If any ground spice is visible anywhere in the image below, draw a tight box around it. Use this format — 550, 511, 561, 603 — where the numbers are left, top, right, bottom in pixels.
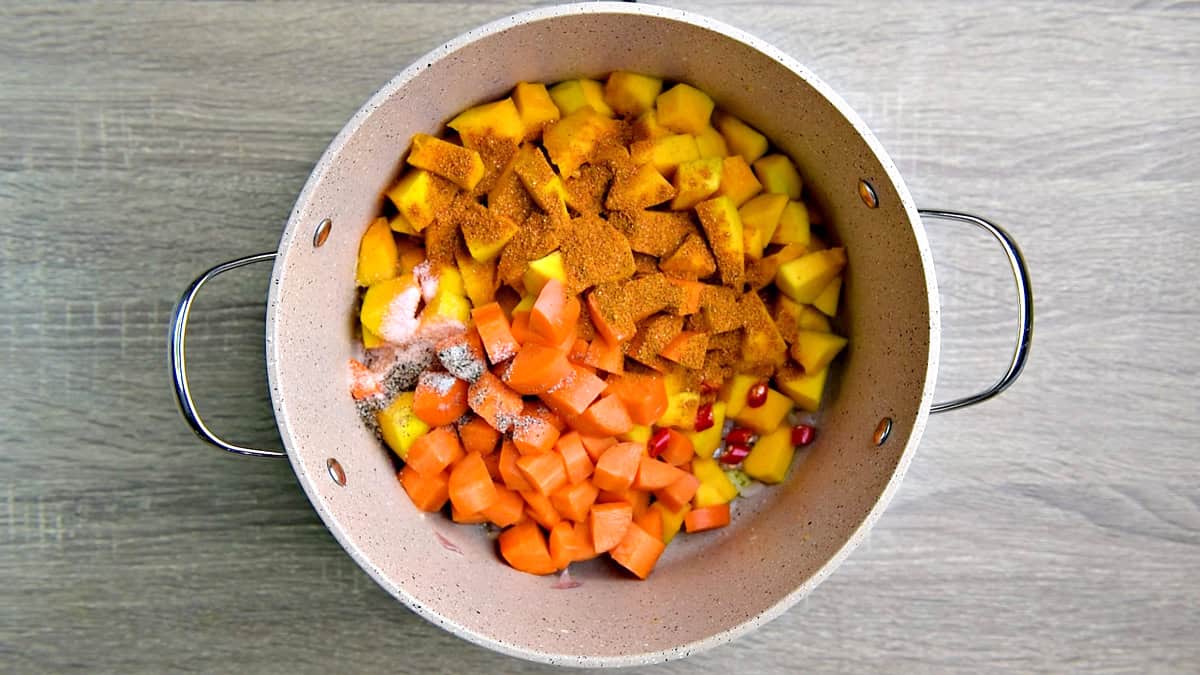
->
586, 281, 637, 341
459, 200, 519, 259
663, 331, 708, 369
738, 291, 787, 373
633, 253, 659, 275
564, 164, 612, 216
497, 211, 563, 289
487, 155, 534, 224
408, 134, 483, 192
694, 197, 745, 287
624, 313, 683, 371
620, 273, 684, 322
468, 134, 519, 196
659, 232, 717, 279
559, 214, 635, 293
422, 193, 467, 265
691, 284, 742, 333
615, 209, 694, 257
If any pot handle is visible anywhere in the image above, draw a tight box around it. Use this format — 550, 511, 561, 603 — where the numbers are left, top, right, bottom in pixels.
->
921, 210, 1033, 414
168, 252, 287, 458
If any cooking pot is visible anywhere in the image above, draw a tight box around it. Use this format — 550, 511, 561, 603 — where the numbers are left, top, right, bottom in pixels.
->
168, 2, 1032, 666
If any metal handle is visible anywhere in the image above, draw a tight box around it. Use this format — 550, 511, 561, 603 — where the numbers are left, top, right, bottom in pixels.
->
921, 210, 1033, 414
168, 252, 287, 458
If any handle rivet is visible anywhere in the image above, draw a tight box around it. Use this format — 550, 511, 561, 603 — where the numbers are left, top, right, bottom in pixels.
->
858, 180, 879, 208
327, 458, 346, 486
873, 417, 893, 446
313, 218, 333, 247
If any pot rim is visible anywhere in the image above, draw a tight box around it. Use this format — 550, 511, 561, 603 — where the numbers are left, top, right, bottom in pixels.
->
264, 1, 940, 667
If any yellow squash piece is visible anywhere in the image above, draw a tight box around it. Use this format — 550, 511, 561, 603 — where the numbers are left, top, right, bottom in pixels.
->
389, 213, 417, 235
670, 157, 722, 210
658, 389, 701, 431
422, 287, 471, 327
775, 247, 847, 304
720, 374, 760, 418
406, 133, 485, 191
813, 276, 842, 316
512, 82, 561, 141
455, 245, 497, 307
752, 154, 803, 199
360, 275, 419, 338
376, 392, 430, 460
650, 502, 691, 544
691, 456, 739, 506
619, 424, 653, 444
632, 110, 671, 141
447, 98, 524, 147
714, 112, 768, 163
395, 237, 426, 275
738, 193, 789, 260
361, 324, 385, 349
605, 162, 675, 210
730, 386, 794, 434
542, 107, 621, 178
355, 217, 399, 286
694, 196, 745, 288
776, 365, 829, 412
384, 169, 453, 232
604, 71, 663, 117
791, 330, 848, 374
549, 79, 614, 117
656, 83, 715, 135
460, 205, 520, 263
772, 200, 811, 246
686, 400, 727, 458
742, 425, 795, 484
523, 250, 566, 295
629, 133, 700, 177
714, 155, 763, 206
512, 143, 571, 220
775, 296, 831, 344
659, 233, 717, 279
694, 126, 729, 158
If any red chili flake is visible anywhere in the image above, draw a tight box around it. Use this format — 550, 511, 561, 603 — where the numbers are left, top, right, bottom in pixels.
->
647, 428, 671, 458
792, 424, 815, 446
694, 403, 715, 432
746, 381, 769, 408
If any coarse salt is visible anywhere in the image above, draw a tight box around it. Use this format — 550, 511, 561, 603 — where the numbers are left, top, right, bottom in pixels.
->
378, 283, 422, 343
412, 260, 440, 303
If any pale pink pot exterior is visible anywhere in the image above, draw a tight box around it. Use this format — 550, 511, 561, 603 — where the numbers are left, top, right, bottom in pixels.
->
264, 2, 939, 667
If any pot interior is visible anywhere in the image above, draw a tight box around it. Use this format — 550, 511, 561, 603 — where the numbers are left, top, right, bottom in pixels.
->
266, 3, 937, 666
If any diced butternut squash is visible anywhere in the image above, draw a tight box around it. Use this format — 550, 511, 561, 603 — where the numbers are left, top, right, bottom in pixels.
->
776, 247, 848, 303
605, 162, 676, 211
752, 153, 803, 199
738, 193, 789, 260
605, 71, 663, 117
448, 98, 524, 147
360, 275, 420, 340
691, 456, 739, 506
731, 386, 793, 434
693, 126, 729, 158
385, 169, 455, 232
356, 217, 399, 286
776, 365, 828, 412
813, 276, 842, 316
659, 233, 717, 280
772, 200, 811, 246
549, 78, 614, 117
407, 133, 485, 191
742, 424, 795, 484
512, 82, 561, 141
629, 134, 700, 177
542, 107, 621, 178
656, 83, 714, 135
632, 110, 671, 141
714, 155, 763, 207
376, 392, 430, 460
650, 501, 691, 544
791, 330, 848, 373
454, 244, 497, 307
695, 196, 745, 288
686, 400, 725, 458
458, 202, 520, 263
714, 112, 768, 163
523, 251, 566, 296
670, 157, 723, 211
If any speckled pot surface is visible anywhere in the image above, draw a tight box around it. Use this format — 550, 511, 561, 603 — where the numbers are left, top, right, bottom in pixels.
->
264, 2, 938, 667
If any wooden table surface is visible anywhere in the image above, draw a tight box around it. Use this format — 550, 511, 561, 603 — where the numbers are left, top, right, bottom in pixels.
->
2, 1, 1197, 672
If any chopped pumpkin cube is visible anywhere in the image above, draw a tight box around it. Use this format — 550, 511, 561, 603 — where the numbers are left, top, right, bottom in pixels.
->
512, 82, 561, 141
448, 98, 524, 147
656, 83, 715, 135
549, 79, 614, 117
776, 247, 848, 303
790, 330, 848, 373
613, 210, 694, 258
605, 162, 676, 211
693, 126, 729, 158
356, 217, 399, 287
458, 201, 520, 262
694, 196, 745, 287
670, 157, 723, 211
714, 111, 768, 163
629, 134, 700, 177
772, 200, 811, 246
714, 155, 763, 206
406, 133, 485, 191
738, 193, 789, 260
632, 110, 671, 141
512, 143, 569, 223
752, 153, 803, 199
775, 364, 829, 412
543, 107, 623, 178
813, 276, 842, 316
559, 214, 636, 291
659, 233, 717, 280
605, 71, 663, 117
742, 425, 795, 484
384, 169, 457, 232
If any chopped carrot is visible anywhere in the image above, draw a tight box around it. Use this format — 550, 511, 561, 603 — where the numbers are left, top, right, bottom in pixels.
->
448, 452, 499, 515
632, 456, 688, 491
467, 371, 524, 432
480, 485, 526, 527
549, 479, 600, 522
590, 501, 633, 553
498, 441, 533, 492
452, 503, 488, 524
573, 393, 634, 436
435, 328, 487, 381
524, 400, 566, 431
406, 426, 465, 477
555, 431, 594, 484
516, 451, 568, 495
660, 429, 694, 466
659, 331, 706, 368
604, 372, 668, 426
633, 507, 664, 542
583, 333, 625, 375
521, 489, 563, 529
653, 471, 701, 511
412, 371, 470, 426
539, 364, 607, 418
599, 485, 651, 517
481, 450, 502, 481
610, 522, 666, 579
398, 466, 449, 512
592, 441, 644, 492
349, 358, 383, 400
568, 338, 591, 364
667, 278, 704, 315
579, 434, 617, 461
458, 415, 501, 455
586, 291, 635, 343
510, 310, 536, 345
549, 521, 596, 569
684, 502, 731, 532
499, 521, 557, 575
505, 343, 572, 395
571, 519, 600, 562
512, 415, 561, 456
529, 279, 578, 346
471, 302, 520, 364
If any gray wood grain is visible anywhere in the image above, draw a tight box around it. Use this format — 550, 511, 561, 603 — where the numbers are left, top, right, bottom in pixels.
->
2, 0, 1197, 672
